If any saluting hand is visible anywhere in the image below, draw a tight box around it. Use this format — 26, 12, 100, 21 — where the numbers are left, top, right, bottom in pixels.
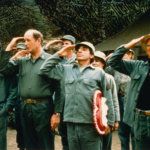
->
124, 36, 145, 49
45, 39, 63, 49
57, 45, 75, 57
6, 37, 24, 51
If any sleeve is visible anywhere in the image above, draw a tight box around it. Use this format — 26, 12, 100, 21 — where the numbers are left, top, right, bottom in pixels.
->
0, 50, 19, 75
40, 53, 65, 80
100, 71, 115, 126
4, 75, 18, 113
51, 79, 63, 113
110, 76, 120, 122
107, 46, 139, 76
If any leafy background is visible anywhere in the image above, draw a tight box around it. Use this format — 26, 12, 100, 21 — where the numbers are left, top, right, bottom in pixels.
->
0, 0, 150, 47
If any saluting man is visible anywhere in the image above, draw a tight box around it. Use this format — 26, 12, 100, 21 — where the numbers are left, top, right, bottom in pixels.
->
108, 35, 150, 150
40, 42, 115, 150
1, 29, 62, 150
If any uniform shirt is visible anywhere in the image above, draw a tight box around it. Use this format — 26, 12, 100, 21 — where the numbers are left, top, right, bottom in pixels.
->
9, 51, 53, 99
107, 46, 150, 126
40, 53, 115, 125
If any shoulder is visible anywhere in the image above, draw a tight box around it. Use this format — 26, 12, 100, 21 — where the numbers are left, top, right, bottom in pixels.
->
42, 51, 51, 59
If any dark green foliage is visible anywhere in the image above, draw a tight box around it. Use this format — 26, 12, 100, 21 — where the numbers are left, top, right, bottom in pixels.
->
0, 5, 51, 46
36, 0, 150, 44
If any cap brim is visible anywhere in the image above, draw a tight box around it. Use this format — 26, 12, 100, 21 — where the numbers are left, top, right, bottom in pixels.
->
61, 38, 74, 44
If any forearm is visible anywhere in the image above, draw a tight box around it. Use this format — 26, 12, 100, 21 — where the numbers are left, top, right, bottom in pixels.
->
102, 73, 115, 126
111, 79, 120, 121
53, 80, 63, 113
107, 46, 128, 69
40, 53, 64, 79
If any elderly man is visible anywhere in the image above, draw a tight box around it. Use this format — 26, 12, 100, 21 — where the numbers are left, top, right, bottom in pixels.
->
1, 29, 62, 150
108, 34, 150, 150
40, 42, 115, 150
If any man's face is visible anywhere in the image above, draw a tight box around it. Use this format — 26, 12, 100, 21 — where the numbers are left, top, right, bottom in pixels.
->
24, 31, 40, 53
145, 39, 150, 58
62, 40, 73, 47
92, 57, 105, 69
76, 45, 93, 61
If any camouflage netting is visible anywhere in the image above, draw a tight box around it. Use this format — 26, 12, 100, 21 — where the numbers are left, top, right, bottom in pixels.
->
36, 0, 150, 44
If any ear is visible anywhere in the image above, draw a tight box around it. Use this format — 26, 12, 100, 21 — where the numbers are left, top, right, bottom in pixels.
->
90, 54, 94, 59
37, 38, 42, 44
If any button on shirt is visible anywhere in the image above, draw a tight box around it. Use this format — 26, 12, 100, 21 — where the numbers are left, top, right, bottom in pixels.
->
10, 51, 53, 99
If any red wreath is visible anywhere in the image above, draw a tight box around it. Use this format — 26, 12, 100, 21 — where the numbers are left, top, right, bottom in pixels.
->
93, 90, 108, 135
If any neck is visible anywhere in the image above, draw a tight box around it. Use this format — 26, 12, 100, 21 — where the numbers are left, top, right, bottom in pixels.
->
31, 47, 42, 60
78, 60, 90, 67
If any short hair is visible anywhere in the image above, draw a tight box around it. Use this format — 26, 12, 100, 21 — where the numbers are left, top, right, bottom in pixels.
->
25, 29, 43, 42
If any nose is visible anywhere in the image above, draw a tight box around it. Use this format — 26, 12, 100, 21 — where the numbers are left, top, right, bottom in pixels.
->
24, 40, 28, 46
77, 47, 83, 53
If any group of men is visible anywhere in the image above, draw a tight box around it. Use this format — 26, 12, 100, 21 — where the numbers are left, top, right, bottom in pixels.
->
0, 29, 150, 150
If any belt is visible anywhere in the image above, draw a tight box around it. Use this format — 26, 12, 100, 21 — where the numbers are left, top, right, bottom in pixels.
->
136, 108, 150, 116
23, 98, 48, 104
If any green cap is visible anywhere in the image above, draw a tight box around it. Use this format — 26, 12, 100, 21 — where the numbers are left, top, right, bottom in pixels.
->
75, 41, 95, 54
61, 35, 76, 44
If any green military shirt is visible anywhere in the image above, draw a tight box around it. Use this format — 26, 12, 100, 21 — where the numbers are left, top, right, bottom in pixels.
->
0, 50, 62, 113
9, 51, 53, 99
40, 53, 115, 125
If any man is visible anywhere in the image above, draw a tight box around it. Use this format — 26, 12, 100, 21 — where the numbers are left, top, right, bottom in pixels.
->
116, 50, 135, 150
14, 42, 26, 150
44, 35, 76, 63
44, 35, 76, 150
2, 29, 61, 150
40, 41, 115, 150
92, 51, 120, 150
108, 34, 150, 150
0, 42, 18, 150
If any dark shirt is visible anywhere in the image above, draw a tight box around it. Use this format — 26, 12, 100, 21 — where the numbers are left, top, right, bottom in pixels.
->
8, 51, 54, 99
137, 64, 150, 110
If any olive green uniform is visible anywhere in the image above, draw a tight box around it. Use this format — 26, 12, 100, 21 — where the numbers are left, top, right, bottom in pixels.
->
2, 51, 61, 150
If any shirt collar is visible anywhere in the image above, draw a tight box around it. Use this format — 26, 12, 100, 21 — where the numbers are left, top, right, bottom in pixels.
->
73, 63, 95, 70
28, 49, 47, 60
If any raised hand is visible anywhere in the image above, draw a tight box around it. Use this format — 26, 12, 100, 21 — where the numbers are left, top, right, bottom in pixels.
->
6, 37, 24, 51
45, 39, 63, 49
57, 45, 75, 57
124, 36, 145, 49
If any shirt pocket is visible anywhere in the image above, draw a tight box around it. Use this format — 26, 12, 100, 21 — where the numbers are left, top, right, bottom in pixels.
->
82, 79, 98, 94
65, 79, 75, 94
